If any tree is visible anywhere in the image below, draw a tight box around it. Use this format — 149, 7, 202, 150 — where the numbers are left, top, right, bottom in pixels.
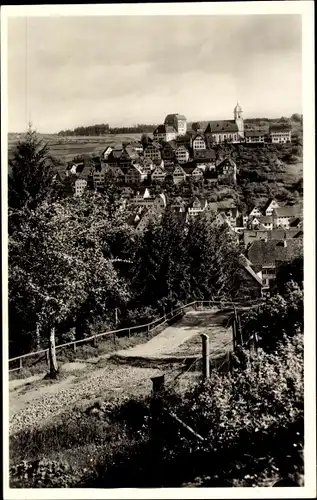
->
9, 194, 132, 375
8, 126, 60, 214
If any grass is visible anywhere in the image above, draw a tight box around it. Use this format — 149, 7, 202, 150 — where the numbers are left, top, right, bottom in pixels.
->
8, 133, 144, 163
9, 326, 163, 381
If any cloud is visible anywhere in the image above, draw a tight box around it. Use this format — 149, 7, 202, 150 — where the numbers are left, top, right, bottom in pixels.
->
7, 14, 302, 132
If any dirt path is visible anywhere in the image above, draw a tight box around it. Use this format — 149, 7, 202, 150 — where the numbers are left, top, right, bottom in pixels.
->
115, 310, 222, 359
9, 309, 228, 436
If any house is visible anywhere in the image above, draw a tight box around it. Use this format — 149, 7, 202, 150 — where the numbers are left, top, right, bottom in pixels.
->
257, 216, 274, 231
161, 141, 177, 161
135, 207, 163, 233
119, 146, 140, 171
243, 227, 304, 249
193, 149, 216, 170
272, 205, 303, 229
244, 130, 267, 144
125, 164, 147, 185
247, 238, 303, 289
183, 164, 204, 181
151, 166, 167, 183
175, 144, 190, 164
248, 206, 263, 218
109, 165, 125, 179
144, 143, 162, 161
105, 148, 123, 167
204, 102, 244, 144
139, 157, 154, 175
235, 255, 263, 299
164, 113, 187, 136
153, 193, 167, 210
170, 196, 187, 213
216, 157, 237, 183
92, 164, 110, 189
269, 124, 292, 143
101, 146, 113, 160
263, 198, 280, 216
188, 197, 208, 217
74, 178, 87, 197
192, 134, 207, 150
153, 124, 177, 142
128, 141, 143, 153
172, 165, 187, 185
217, 206, 240, 228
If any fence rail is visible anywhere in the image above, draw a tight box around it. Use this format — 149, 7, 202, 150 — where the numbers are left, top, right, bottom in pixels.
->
8, 299, 260, 372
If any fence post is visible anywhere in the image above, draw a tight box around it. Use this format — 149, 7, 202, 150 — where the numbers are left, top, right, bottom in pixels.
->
93, 336, 98, 348
151, 374, 165, 395
45, 349, 50, 369
19, 358, 23, 371
128, 328, 131, 338
73, 342, 77, 353
201, 333, 210, 380
147, 324, 150, 337
112, 332, 117, 346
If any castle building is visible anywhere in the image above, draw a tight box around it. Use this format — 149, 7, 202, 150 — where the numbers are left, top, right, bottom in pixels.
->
164, 113, 187, 136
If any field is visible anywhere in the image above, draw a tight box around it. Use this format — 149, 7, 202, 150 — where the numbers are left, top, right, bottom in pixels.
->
8, 133, 144, 163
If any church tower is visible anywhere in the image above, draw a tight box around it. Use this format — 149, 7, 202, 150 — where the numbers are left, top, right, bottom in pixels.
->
234, 102, 244, 139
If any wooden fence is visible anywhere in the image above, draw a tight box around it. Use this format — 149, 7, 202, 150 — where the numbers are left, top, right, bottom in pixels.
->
8, 299, 260, 373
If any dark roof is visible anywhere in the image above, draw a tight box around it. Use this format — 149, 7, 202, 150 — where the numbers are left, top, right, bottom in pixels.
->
193, 149, 216, 161
145, 142, 161, 150
163, 140, 177, 150
239, 254, 263, 286
205, 121, 238, 133
247, 239, 303, 266
245, 130, 268, 137
273, 205, 303, 218
192, 134, 206, 142
268, 229, 303, 240
154, 124, 177, 134
269, 124, 292, 132
164, 113, 187, 124
107, 149, 123, 161
258, 216, 273, 224
263, 198, 278, 211
217, 206, 239, 217
182, 164, 197, 175
217, 157, 236, 168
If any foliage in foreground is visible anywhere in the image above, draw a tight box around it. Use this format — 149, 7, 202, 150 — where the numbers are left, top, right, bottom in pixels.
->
10, 333, 303, 488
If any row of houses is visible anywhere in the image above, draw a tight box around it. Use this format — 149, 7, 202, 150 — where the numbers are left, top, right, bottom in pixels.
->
152, 105, 292, 145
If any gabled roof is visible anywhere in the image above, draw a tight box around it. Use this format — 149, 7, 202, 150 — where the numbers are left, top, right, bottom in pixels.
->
273, 205, 303, 218
269, 123, 292, 132
164, 113, 187, 124
162, 140, 177, 150
245, 130, 268, 137
205, 121, 238, 133
146, 142, 161, 150
247, 239, 303, 266
107, 149, 123, 161
188, 196, 207, 208
217, 157, 236, 168
263, 198, 279, 212
258, 216, 273, 224
268, 229, 303, 240
182, 164, 197, 175
192, 134, 206, 142
239, 254, 263, 286
154, 124, 177, 134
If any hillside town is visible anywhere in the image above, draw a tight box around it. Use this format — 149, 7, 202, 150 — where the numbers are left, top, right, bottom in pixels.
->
54, 104, 302, 297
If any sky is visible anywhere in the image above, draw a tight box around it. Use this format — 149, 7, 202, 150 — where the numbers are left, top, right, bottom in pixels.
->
7, 14, 302, 133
